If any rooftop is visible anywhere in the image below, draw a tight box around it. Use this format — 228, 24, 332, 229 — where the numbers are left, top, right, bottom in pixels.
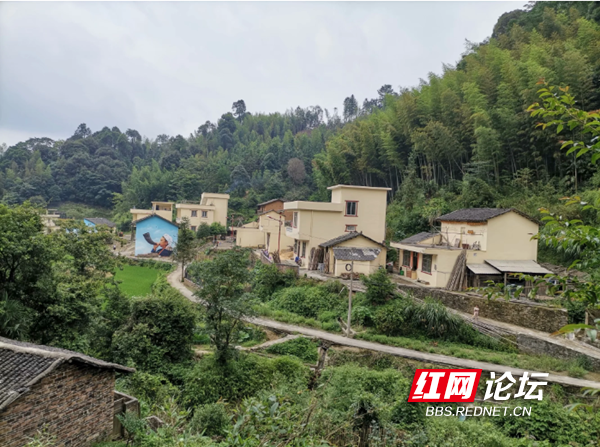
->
399, 232, 436, 245
0, 337, 133, 410
132, 214, 179, 227
437, 208, 538, 224
332, 247, 382, 262
84, 217, 116, 228
327, 184, 392, 191
257, 198, 284, 207
320, 231, 385, 248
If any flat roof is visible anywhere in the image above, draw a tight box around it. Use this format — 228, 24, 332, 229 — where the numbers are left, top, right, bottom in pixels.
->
485, 260, 552, 275
201, 193, 230, 199
283, 201, 343, 212
151, 201, 174, 205
175, 203, 215, 210
327, 184, 392, 191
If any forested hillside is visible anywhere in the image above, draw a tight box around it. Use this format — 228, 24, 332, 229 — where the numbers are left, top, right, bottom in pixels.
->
2, 2, 600, 236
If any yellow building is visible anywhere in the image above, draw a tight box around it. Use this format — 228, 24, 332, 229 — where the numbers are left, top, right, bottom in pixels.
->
130, 202, 174, 223
320, 232, 387, 276
175, 193, 230, 232
40, 209, 62, 233
283, 185, 390, 265
391, 208, 551, 289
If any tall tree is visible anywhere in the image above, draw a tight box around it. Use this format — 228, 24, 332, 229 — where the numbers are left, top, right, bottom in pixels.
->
173, 218, 197, 282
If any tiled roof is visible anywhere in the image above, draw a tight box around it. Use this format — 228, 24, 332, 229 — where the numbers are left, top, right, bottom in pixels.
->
437, 208, 538, 224
85, 217, 116, 227
257, 198, 284, 207
320, 231, 385, 248
132, 214, 179, 228
400, 232, 436, 245
332, 247, 382, 262
0, 337, 133, 410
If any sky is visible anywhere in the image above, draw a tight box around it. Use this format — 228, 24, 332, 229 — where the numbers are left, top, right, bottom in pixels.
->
0, 1, 523, 147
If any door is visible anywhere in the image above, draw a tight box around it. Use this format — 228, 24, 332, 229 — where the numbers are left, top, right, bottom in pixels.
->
411, 252, 419, 270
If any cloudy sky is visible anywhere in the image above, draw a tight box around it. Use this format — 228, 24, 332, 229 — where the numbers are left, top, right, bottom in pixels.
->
0, 1, 522, 147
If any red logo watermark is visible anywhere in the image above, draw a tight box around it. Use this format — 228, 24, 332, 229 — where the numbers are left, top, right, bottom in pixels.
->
408, 369, 482, 403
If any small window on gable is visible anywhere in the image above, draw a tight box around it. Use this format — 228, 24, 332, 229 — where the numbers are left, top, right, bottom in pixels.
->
191, 226, 197, 231
345, 225, 357, 232
345, 201, 358, 216
191, 210, 197, 217
202, 211, 208, 218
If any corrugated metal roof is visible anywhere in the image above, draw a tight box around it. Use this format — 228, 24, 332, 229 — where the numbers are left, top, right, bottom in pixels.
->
467, 263, 501, 275
485, 260, 552, 275
332, 247, 381, 261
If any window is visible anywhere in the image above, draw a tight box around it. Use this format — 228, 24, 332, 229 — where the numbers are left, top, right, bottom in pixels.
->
293, 212, 298, 228
422, 254, 433, 274
402, 250, 411, 267
345, 201, 358, 216
201, 211, 208, 218
191, 226, 197, 231
191, 210, 197, 217
345, 225, 357, 232
301, 241, 307, 258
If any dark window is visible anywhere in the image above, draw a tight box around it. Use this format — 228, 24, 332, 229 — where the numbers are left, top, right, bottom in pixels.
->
345, 225, 357, 232
191, 226, 197, 231
422, 254, 433, 274
345, 201, 358, 216
301, 241, 307, 257
402, 250, 411, 267
202, 211, 208, 218
191, 210, 197, 217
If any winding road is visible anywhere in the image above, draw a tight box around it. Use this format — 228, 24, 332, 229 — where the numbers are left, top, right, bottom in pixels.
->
167, 265, 600, 390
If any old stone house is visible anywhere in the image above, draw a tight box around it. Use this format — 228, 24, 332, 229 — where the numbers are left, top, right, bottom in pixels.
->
0, 337, 136, 447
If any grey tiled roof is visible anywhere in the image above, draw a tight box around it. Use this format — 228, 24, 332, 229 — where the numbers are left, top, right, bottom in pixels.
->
320, 231, 385, 248
400, 232, 436, 245
0, 337, 133, 410
436, 208, 538, 224
257, 198, 284, 207
85, 217, 116, 227
332, 247, 382, 261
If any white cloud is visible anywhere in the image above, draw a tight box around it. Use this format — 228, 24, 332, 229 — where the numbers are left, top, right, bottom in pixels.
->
0, 1, 519, 146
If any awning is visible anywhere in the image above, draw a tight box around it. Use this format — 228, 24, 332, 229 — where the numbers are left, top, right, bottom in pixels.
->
389, 242, 427, 253
484, 260, 552, 275
467, 263, 501, 275
332, 247, 381, 262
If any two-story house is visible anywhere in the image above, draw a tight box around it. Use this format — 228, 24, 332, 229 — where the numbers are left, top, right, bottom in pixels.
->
391, 208, 551, 289
256, 198, 294, 222
175, 193, 230, 232
130, 201, 174, 223
283, 185, 390, 268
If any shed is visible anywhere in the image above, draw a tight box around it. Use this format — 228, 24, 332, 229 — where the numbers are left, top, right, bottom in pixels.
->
0, 337, 136, 447
84, 217, 116, 229
319, 232, 386, 277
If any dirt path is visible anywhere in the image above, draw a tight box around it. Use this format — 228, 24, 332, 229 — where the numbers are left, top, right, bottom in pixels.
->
167, 266, 600, 390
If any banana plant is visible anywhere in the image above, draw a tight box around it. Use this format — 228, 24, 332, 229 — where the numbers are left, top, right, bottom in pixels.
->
551, 318, 600, 343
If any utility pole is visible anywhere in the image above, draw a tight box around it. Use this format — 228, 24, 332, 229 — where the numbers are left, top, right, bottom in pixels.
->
277, 214, 282, 255
346, 261, 354, 338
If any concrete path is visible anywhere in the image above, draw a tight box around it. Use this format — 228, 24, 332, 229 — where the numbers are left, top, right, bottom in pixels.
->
167, 266, 600, 389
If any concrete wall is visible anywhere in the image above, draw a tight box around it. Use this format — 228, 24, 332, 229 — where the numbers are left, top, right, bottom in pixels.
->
396, 283, 568, 333
330, 186, 389, 242
440, 221, 488, 250
176, 206, 215, 229
236, 227, 264, 248
486, 212, 539, 261
517, 334, 600, 372
331, 235, 387, 277
0, 363, 115, 447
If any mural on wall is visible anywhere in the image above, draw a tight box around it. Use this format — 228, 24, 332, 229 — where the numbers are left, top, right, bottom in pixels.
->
135, 216, 178, 257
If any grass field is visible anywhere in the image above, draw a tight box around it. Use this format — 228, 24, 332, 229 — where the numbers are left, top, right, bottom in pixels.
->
114, 265, 160, 297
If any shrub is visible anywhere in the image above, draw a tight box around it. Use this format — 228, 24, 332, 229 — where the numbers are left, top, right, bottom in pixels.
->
265, 337, 319, 363
271, 286, 342, 319
120, 371, 180, 408
252, 263, 296, 300
361, 268, 396, 305
404, 298, 462, 338
112, 283, 197, 370
374, 299, 408, 336
189, 402, 230, 437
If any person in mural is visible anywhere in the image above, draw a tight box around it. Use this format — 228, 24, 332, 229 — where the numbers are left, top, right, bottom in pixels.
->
143, 233, 174, 257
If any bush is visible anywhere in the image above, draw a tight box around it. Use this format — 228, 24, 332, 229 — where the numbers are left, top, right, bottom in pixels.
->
120, 371, 180, 408
271, 286, 342, 319
404, 298, 462, 338
265, 337, 319, 363
374, 299, 408, 336
252, 263, 296, 300
361, 268, 396, 305
189, 402, 230, 437
112, 281, 197, 370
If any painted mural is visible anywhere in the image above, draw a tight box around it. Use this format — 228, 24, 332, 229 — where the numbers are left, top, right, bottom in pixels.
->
135, 216, 178, 257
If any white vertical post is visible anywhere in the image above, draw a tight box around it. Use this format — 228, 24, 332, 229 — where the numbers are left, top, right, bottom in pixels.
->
346, 261, 354, 338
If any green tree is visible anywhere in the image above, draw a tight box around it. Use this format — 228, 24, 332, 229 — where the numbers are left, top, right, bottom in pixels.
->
173, 218, 197, 282
188, 249, 255, 365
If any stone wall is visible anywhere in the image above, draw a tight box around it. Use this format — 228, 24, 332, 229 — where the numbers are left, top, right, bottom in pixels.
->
397, 283, 568, 333
517, 334, 600, 371
0, 362, 115, 447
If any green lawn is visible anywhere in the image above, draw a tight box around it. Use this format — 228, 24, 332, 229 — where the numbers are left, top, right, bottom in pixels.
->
114, 265, 160, 297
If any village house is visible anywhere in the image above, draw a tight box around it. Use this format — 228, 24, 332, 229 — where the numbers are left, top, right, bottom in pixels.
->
175, 193, 230, 232
0, 337, 137, 447
84, 217, 116, 231
390, 208, 551, 289
283, 185, 390, 273
256, 198, 293, 222
132, 214, 179, 258
319, 232, 386, 276
130, 201, 174, 223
